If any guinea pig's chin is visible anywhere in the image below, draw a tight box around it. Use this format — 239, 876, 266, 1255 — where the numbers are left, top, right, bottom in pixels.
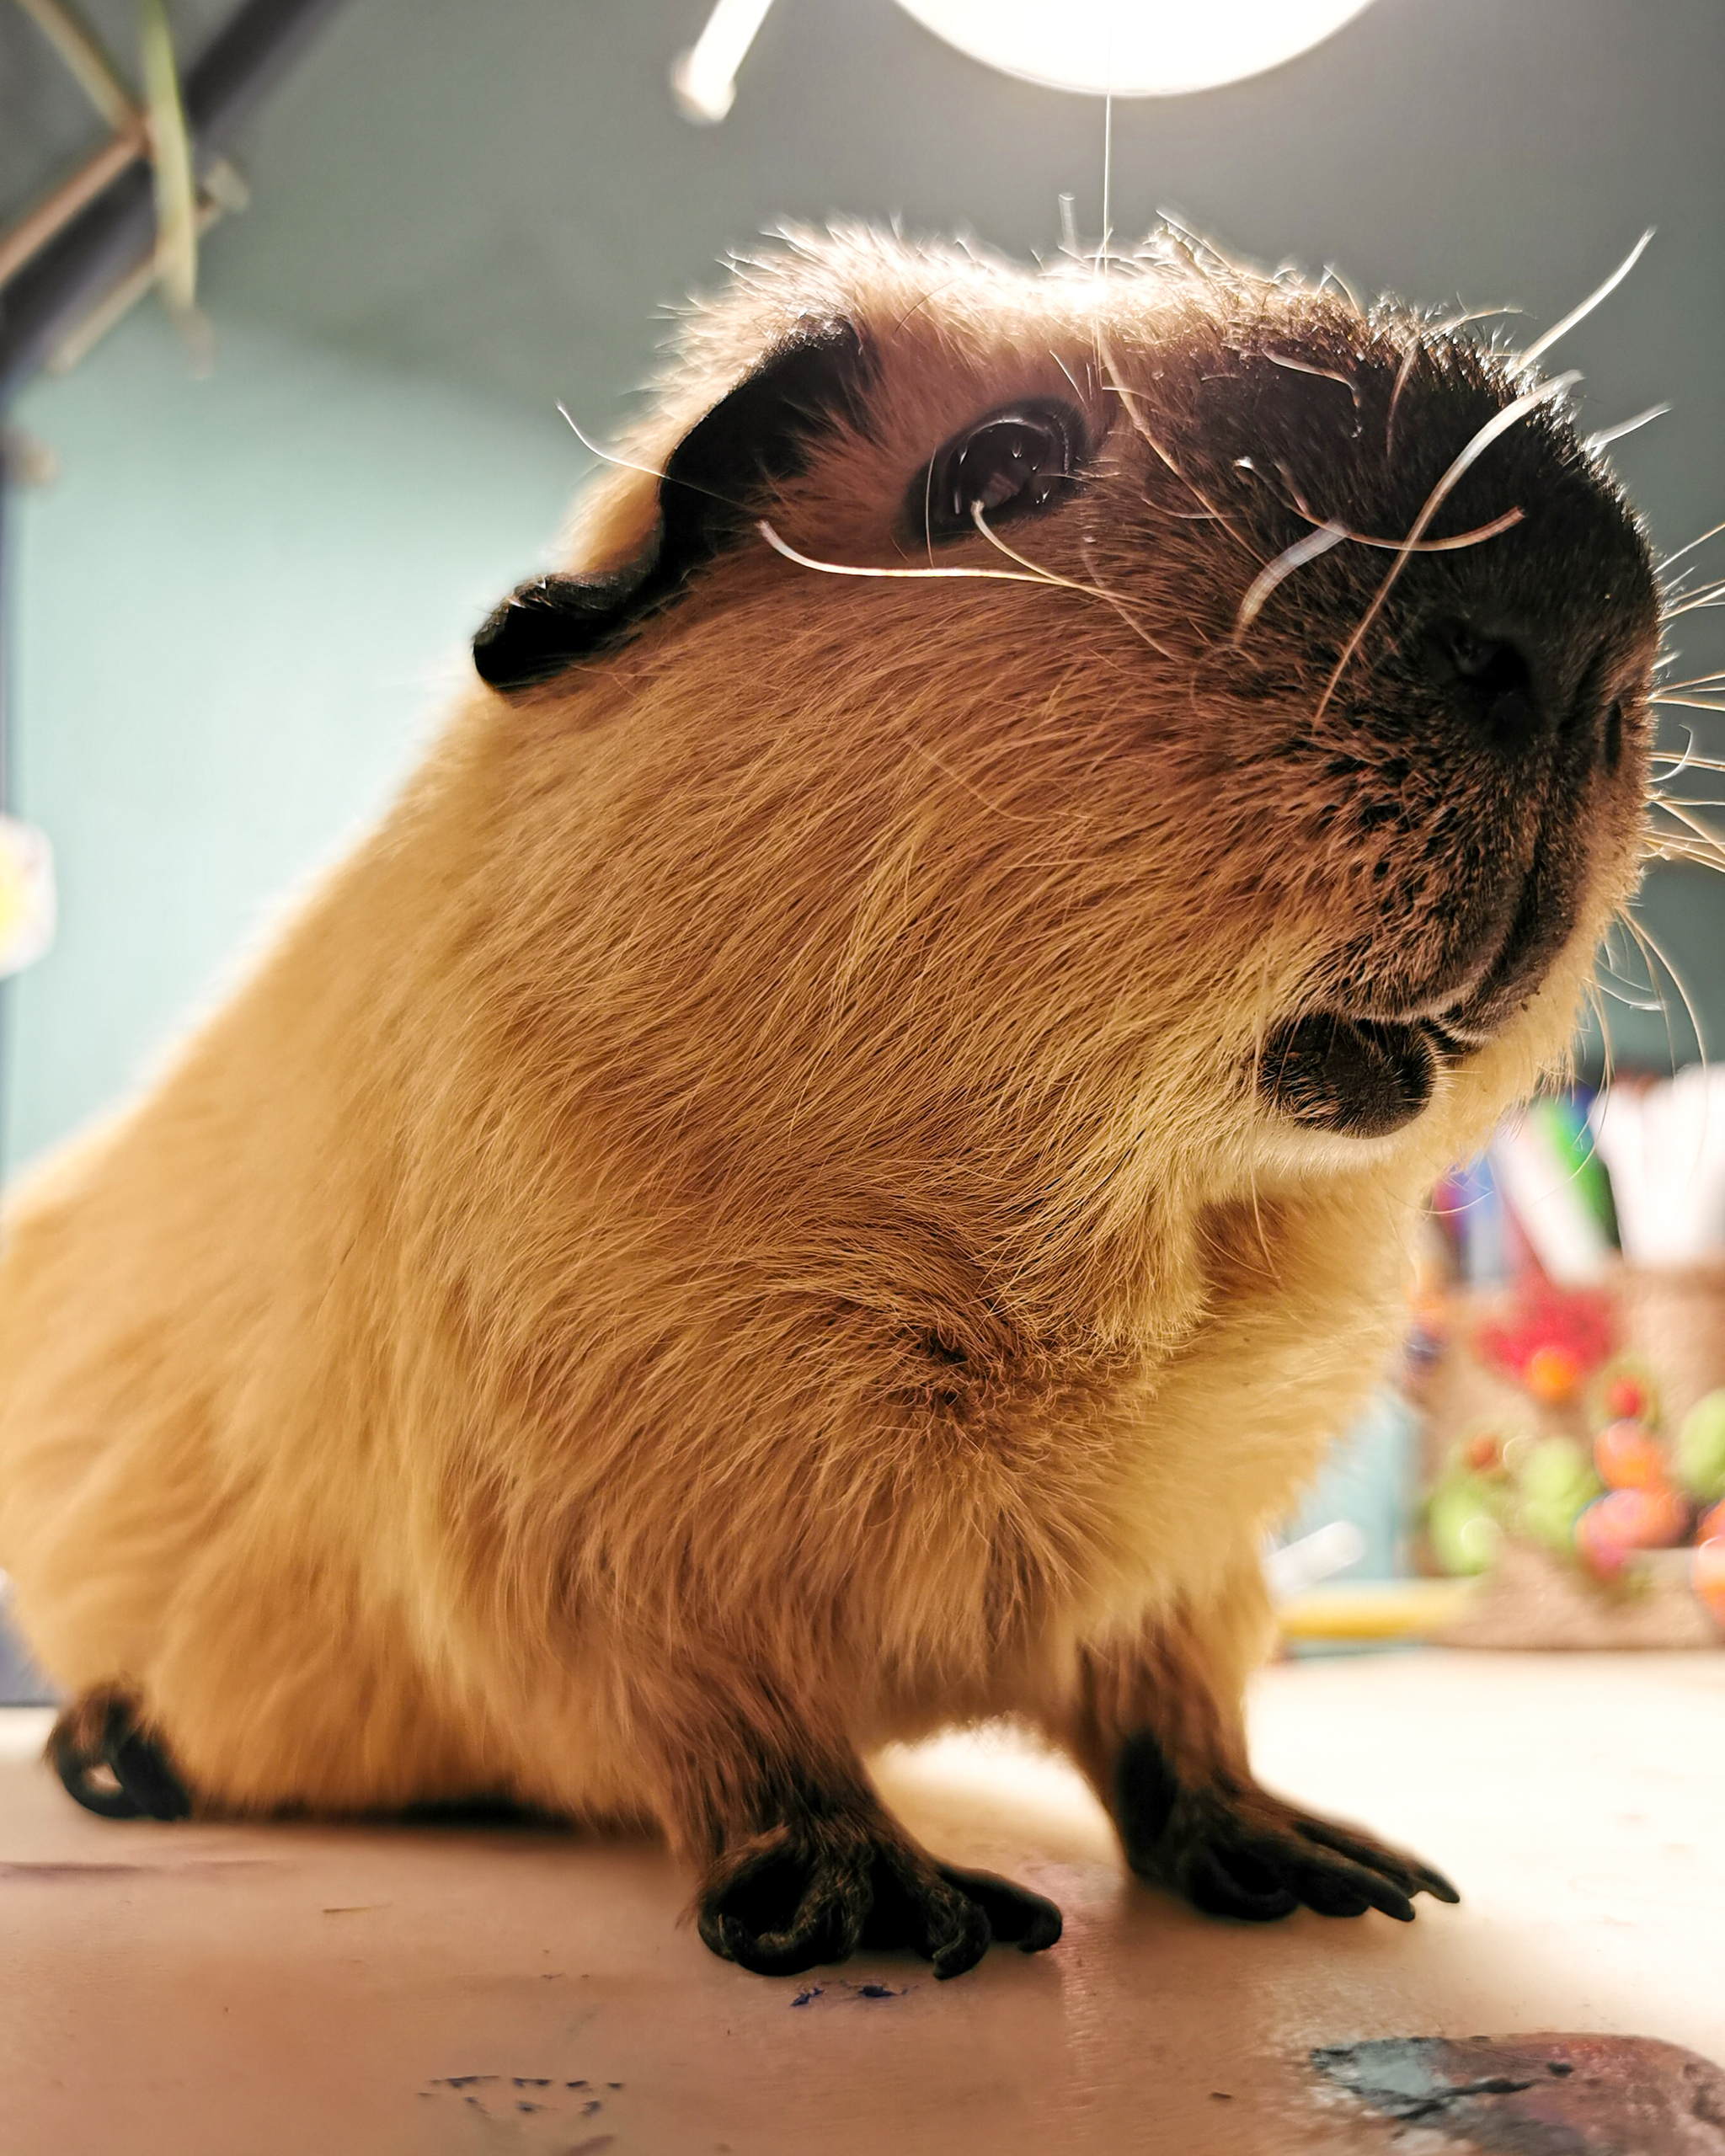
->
1255, 1014, 1440, 1143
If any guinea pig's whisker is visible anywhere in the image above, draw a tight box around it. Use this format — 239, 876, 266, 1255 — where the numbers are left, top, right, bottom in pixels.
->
556, 403, 751, 520
1320, 509, 1525, 556
1233, 523, 1349, 642
1662, 569, 1725, 600
1386, 344, 1421, 462
753, 512, 1173, 659
1314, 371, 1581, 719
1621, 906, 1709, 1071
1262, 350, 1361, 411
1647, 748, 1725, 781
1646, 788, 1725, 829
756, 519, 1055, 588
1386, 307, 1524, 457
1068, 540, 1180, 660
1649, 728, 1701, 776
1595, 984, 1621, 1099
1514, 228, 1654, 373
1595, 983, 1664, 1013
1050, 350, 1094, 408
1261, 463, 1525, 558
1651, 695, 1725, 714
1585, 404, 1670, 453
1234, 468, 1525, 643
1096, 52, 1114, 278
1646, 843, 1725, 878
1096, 342, 1255, 552
1647, 763, 1725, 788
1319, 262, 1366, 315
1647, 798, 1725, 857
1603, 915, 1682, 1070
1645, 826, 1725, 851
1593, 976, 1664, 1012
1601, 958, 1679, 1097
1657, 516, 1725, 575
967, 504, 1177, 656
1661, 584, 1725, 620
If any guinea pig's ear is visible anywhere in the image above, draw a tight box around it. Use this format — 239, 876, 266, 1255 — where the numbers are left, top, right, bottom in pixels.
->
473, 318, 876, 692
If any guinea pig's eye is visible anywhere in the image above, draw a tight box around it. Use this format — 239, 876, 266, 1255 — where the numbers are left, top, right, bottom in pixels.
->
909, 398, 1087, 546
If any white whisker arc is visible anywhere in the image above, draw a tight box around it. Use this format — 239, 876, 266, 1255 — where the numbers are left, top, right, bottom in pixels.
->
1233, 522, 1348, 640
1517, 229, 1655, 373
1585, 403, 1670, 454
755, 508, 1173, 660
1314, 371, 1581, 719
757, 519, 1058, 587
1234, 507, 1525, 643
1658, 518, 1725, 578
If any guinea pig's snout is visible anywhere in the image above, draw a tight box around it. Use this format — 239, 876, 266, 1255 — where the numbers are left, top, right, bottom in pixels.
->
1413, 615, 1624, 778
1417, 620, 1539, 752
1251, 350, 1659, 1145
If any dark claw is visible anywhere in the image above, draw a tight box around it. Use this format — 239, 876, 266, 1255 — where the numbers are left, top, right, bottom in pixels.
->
862, 1840, 991, 1978
1295, 1815, 1461, 1905
107, 1719, 193, 1822
1115, 1727, 1454, 1929
936, 1862, 1064, 1953
698, 1824, 1060, 1981
1270, 1841, 1416, 1924
697, 1837, 868, 1977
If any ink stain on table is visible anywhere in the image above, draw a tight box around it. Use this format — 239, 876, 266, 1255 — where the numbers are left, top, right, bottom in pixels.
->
420, 2069, 624, 2138
791, 1977, 912, 2009
1313, 2034, 1725, 2153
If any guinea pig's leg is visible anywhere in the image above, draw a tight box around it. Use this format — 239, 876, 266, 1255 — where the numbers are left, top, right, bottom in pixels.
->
47, 1683, 193, 1822
1058, 1570, 1458, 1924
671, 1695, 1061, 1979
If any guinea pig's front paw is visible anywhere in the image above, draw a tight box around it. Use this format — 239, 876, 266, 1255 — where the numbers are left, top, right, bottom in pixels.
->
696, 1816, 1061, 1980
1114, 1729, 1458, 1926
47, 1683, 193, 1822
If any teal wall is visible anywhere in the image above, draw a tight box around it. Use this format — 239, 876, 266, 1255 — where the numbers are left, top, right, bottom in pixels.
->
5, 309, 577, 1171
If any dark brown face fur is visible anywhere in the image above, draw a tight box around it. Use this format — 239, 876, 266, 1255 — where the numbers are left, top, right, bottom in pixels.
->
1062, 312, 1659, 1136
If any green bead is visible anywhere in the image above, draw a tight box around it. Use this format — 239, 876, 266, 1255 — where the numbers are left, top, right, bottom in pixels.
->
1677, 1390, 1725, 1502
1514, 1437, 1602, 1553
1429, 1476, 1506, 1576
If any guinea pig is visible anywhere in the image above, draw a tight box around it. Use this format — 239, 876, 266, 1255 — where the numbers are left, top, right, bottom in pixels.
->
0, 224, 1657, 1980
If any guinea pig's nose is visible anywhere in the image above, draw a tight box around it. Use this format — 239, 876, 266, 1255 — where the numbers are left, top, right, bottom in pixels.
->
1418, 618, 1541, 754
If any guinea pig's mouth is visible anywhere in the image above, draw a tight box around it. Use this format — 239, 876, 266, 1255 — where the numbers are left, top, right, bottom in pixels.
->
1258, 921, 1541, 1139
1257, 1014, 1441, 1139
1259, 818, 1591, 1140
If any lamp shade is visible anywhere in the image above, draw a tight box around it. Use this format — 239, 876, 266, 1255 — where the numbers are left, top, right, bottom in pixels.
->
892, 0, 1382, 98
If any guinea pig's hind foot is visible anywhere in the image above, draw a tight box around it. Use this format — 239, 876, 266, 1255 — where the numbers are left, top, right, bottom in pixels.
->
697, 1808, 1062, 1981
47, 1684, 193, 1822
1116, 1730, 1458, 1926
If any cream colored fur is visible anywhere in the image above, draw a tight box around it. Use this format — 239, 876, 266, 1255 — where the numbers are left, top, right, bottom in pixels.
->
0, 231, 1648, 1892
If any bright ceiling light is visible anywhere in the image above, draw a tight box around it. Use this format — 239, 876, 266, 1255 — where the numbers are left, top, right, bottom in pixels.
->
890, 0, 1383, 98
670, 0, 1382, 124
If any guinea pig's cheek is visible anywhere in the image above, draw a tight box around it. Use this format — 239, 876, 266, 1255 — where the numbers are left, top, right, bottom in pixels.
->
1256, 1015, 1438, 1139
